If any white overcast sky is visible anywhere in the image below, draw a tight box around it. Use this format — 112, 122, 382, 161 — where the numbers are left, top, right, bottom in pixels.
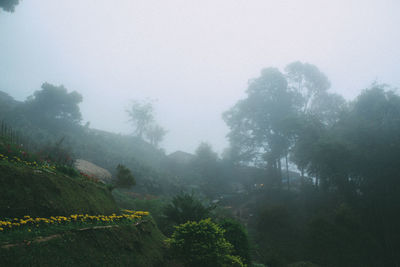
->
1, 0, 400, 154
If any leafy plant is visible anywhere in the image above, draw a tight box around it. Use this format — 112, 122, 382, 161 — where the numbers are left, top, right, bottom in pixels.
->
114, 164, 136, 188
219, 218, 251, 265
163, 192, 215, 226
167, 218, 245, 267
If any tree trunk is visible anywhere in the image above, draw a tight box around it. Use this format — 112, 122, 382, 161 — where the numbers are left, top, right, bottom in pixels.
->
285, 154, 290, 190
277, 158, 282, 188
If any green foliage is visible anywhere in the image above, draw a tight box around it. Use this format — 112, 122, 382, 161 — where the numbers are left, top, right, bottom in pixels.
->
223, 67, 298, 187
218, 218, 251, 264
163, 192, 214, 226
0, 160, 118, 218
145, 123, 167, 147
55, 164, 79, 177
114, 164, 136, 188
285, 61, 330, 113
223, 68, 294, 164
306, 204, 373, 267
1, 89, 178, 196
192, 142, 223, 198
126, 100, 155, 138
0, 221, 166, 266
167, 218, 245, 267
126, 100, 167, 147
24, 83, 83, 125
112, 189, 167, 231
288, 262, 320, 267
39, 137, 74, 166
254, 203, 302, 266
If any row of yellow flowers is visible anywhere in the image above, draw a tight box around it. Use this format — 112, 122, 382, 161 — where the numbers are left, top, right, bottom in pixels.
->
0, 153, 56, 171
0, 210, 150, 232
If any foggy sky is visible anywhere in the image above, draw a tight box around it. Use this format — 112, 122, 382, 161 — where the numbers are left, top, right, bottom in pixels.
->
1, 0, 400, 154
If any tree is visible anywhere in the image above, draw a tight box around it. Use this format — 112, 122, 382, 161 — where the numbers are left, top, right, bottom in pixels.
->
126, 100, 168, 147
114, 164, 136, 188
191, 142, 222, 197
167, 218, 245, 267
285, 61, 331, 114
223, 68, 297, 185
126, 100, 154, 138
296, 84, 400, 265
0, 0, 20, 12
24, 83, 83, 125
284, 62, 346, 186
145, 123, 167, 147
218, 218, 251, 265
309, 92, 347, 126
163, 192, 214, 225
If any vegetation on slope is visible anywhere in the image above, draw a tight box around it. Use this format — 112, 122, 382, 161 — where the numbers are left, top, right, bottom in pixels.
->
0, 160, 118, 218
0, 220, 166, 267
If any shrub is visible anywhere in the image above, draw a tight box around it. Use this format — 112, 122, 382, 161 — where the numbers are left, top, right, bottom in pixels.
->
56, 165, 79, 177
114, 164, 136, 188
167, 218, 245, 267
163, 192, 214, 226
219, 218, 251, 265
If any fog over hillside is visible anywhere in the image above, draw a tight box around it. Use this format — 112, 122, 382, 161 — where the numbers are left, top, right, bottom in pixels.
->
1, 0, 399, 153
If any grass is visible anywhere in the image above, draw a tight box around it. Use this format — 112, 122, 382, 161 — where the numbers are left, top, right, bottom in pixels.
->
0, 211, 149, 244
0, 159, 119, 218
0, 218, 167, 267
0, 140, 169, 266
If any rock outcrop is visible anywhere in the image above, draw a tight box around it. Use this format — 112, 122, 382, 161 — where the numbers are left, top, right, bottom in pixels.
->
74, 159, 112, 183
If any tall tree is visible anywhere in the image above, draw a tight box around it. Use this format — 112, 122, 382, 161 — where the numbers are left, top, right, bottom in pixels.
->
24, 82, 83, 125
303, 84, 400, 265
126, 100, 155, 138
192, 142, 221, 197
223, 68, 297, 186
145, 124, 167, 148
285, 61, 331, 114
284, 62, 345, 185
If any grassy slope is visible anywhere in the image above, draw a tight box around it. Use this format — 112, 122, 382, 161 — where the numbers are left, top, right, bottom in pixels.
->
0, 161, 168, 266
0, 220, 166, 267
0, 160, 118, 218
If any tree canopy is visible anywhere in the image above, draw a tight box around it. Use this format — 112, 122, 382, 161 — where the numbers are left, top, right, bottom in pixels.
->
24, 83, 83, 125
126, 100, 167, 147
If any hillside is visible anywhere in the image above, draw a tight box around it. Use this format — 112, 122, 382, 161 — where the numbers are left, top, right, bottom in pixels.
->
0, 160, 118, 218
0, 90, 180, 196
0, 156, 168, 266
0, 220, 166, 267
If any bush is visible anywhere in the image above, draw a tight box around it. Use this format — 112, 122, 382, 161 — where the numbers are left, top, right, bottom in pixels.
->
56, 164, 79, 177
163, 192, 214, 226
167, 218, 245, 267
219, 218, 251, 265
40, 137, 74, 166
114, 164, 136, 188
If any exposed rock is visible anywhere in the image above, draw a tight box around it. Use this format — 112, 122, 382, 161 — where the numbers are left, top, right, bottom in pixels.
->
74, 159, 112, 183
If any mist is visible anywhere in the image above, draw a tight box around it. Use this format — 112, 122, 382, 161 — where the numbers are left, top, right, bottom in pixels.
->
1, 0, 400, 154
3, 1, 400, 266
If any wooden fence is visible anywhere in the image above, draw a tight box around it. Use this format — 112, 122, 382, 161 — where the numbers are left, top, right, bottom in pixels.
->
0, 120, 34, 151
